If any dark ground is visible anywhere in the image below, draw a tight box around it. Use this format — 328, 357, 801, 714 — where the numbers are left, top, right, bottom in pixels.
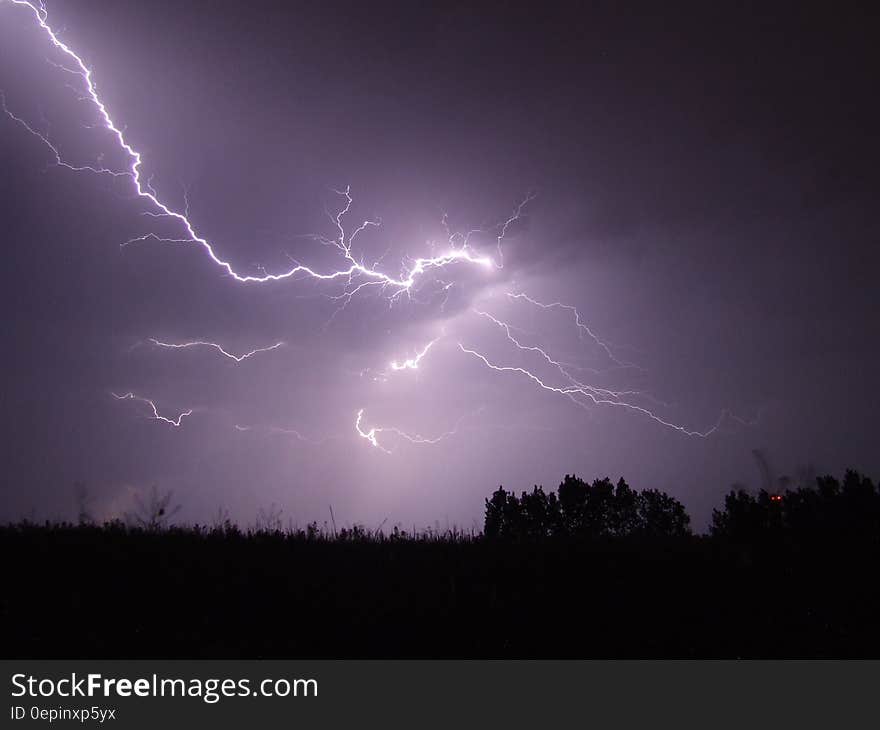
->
3, 521, 878, 658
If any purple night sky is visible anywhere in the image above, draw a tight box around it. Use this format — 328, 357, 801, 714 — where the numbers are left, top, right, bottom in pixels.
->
1, 0, 877, 530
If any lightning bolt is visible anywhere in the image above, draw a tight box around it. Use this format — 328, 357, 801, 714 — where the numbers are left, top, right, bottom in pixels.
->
355, 410, 391, 453
3, 0, 747, 451
456, 344, 727, 438
507, 292, 640, 370
2, 0, 509, 300
389, 338, 439, 371
149, 338, 284, 363
471, 309, 638, 403
355, 408, 469, 453
112, 392, 193, 427
234, 423, 331, 445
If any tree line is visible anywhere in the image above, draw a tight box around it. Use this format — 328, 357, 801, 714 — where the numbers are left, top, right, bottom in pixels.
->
484, 470, 880, 543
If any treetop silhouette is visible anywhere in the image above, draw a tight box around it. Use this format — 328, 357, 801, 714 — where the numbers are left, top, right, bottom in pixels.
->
484, 475, 690, 540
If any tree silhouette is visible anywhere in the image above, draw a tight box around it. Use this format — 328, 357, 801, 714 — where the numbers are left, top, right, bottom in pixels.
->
637, 488, 691, 538
485, 474, 691, 539
711, 470, 879, 544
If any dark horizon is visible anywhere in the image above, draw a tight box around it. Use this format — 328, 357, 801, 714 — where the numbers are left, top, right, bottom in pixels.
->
1, 0, 878, 531
5, 466, 880, 659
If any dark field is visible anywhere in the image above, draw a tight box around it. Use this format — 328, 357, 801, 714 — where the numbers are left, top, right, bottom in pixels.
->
3, 470, 879, 658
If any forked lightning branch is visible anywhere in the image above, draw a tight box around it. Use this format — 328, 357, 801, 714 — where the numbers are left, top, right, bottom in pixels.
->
0, 0, 738, 447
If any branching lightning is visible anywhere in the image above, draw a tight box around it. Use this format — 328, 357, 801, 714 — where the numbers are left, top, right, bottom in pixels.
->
2, 0, 508, 301
112, 392, 193, 427
507, 292, 639, 370
389, 338, 439, 371
2, 0, 747, 451
456, 343, 727, 438
355, 408, 469, 453
471, 309, 637, 403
